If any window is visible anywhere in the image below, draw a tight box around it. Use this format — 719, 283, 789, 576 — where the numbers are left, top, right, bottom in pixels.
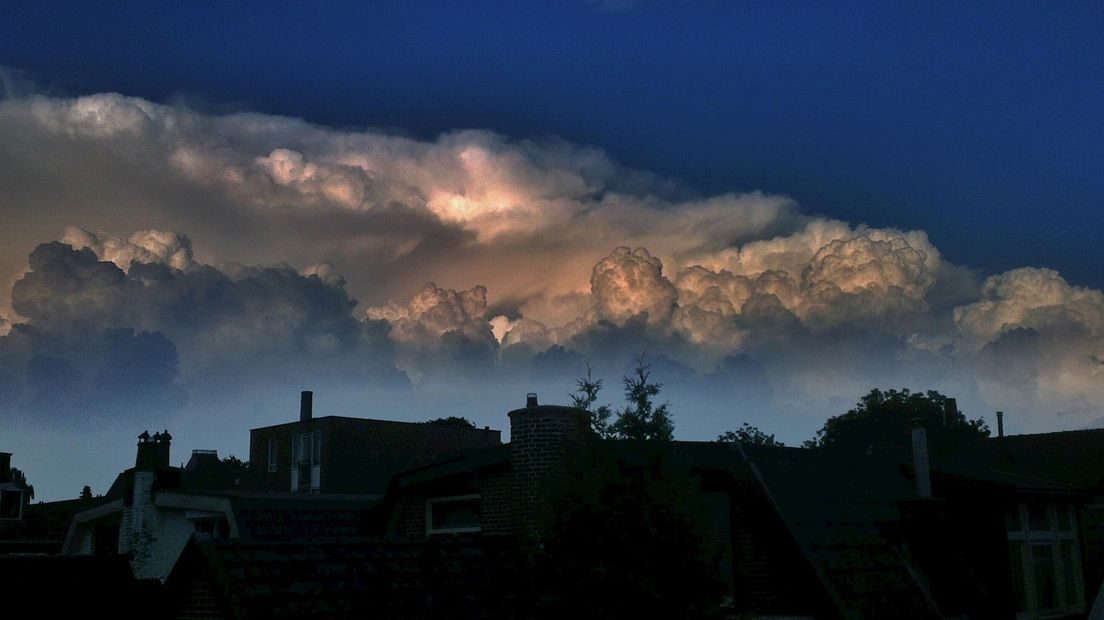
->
0, 488, 22, 520
267, 438, 277, 473
290, 432, 320, 492
1005, 501, 1085, 618
426, 495, 481, 535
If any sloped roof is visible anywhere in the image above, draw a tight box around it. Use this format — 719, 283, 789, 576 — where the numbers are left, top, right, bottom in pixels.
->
740, 444, 944, 620
228, 494, 379, 539
171, 534, 518, 619
975, 429, 1104, 492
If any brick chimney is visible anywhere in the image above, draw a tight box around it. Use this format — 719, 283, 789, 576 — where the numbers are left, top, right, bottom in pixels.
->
300, 390, 313, 422
135, 429, 171, 470
123, 430, 172, 578
508, 393, 591, 536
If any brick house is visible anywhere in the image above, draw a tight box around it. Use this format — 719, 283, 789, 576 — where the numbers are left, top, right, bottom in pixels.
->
247, 391, 501, 495
378, 395, 1104, 619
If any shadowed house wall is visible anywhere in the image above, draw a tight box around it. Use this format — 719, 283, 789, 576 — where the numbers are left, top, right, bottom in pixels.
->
248, 416, 501, 496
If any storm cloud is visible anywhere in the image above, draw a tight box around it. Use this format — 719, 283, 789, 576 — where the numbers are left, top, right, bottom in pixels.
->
1, 89, 1102, 444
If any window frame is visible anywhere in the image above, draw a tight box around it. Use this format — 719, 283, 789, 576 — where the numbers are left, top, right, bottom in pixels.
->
290, 431, 320, 492
1006, 499, 1085, 619
425, 494, 482, 536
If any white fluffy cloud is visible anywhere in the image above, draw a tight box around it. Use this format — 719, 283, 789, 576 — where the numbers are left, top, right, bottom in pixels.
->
1, 90, 1103, 436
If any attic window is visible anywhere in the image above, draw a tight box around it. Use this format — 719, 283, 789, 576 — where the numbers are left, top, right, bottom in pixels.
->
426, 495, 481, 535
1006, 501, 1084, 618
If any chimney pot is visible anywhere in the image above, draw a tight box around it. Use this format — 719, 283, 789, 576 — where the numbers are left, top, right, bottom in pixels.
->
996, 411, 1005, 438
526, 392, 538, 407
300, 390, 313, 422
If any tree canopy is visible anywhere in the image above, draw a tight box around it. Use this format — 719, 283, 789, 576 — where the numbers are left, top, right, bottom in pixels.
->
717, 423, 784, 447
804, 388, 990, 450
571, 354, 674, 441
569, 360, 613, 438
422, 416, 478, 429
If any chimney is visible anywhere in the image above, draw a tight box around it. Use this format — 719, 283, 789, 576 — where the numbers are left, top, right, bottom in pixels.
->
942, 398, 958, 427
509, 393, 591, 536
300, 390, 313, 423
135, 430, 171, 470
996, 411, 1005, 438
0, 452, 11, 484
911, 419, 932, 498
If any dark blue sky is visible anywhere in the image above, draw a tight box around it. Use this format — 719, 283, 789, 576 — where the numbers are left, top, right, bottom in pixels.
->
3, 0, 1102, 287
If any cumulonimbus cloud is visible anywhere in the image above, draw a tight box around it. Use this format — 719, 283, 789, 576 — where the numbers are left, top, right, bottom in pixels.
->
1, 90, 1102, 433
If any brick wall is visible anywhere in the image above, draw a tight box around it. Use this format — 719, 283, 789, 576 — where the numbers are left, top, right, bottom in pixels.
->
392, 466, 515, 538
508, 405, 590, 535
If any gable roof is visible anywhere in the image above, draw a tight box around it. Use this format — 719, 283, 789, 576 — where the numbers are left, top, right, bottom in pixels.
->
740, 444, 944, 620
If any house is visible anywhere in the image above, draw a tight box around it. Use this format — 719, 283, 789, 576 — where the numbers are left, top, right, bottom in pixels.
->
378, 394, 1103, 619
62, 390, 504, 582
62, 429, 380, 581
247, 390, 501, 495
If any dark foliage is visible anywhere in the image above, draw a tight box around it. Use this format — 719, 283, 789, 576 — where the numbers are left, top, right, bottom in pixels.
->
717, 422, 784, 447
804, 388, 990, 450
527, 442, 727, 619
569, 359, 613, 438
610, 354, 674, 442
221, 455, 249, 477
422, 416, 477, 429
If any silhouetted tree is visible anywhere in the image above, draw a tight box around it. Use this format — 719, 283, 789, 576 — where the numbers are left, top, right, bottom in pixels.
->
610, 353, 674, 441
529, 442, 726, 619
569, 359, 613, 438
422, 416, 478, 429
10, 467, 33, 503
79, 485, 93, 500
804, 388, 990, 450
221, 455, 249, 478
717, 422, 784, 447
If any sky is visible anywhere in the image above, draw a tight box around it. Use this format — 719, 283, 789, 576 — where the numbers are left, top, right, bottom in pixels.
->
1, 1, 1102, 500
